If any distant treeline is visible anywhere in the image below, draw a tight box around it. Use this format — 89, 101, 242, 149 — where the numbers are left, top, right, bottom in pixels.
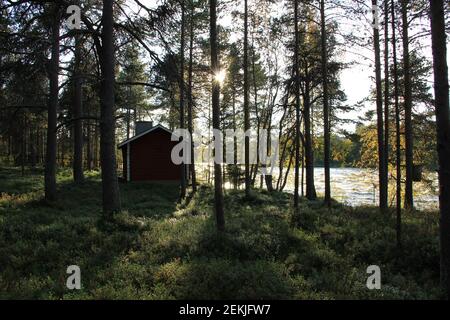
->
314, 122, 437, 170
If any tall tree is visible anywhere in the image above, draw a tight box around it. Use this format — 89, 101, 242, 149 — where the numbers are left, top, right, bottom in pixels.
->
383, 0, 389, 202
44, 4, 60, 202
320, 0, 331, 206
372, 0, 387, 211
209, 0, 225, 231
179, 0, 187, 200
302, 12, 317, 201
73, 34, 84, 183
293, 0, 301, 211
401, 0, 413, 210
430, 0, 450, 297
187, 0, 196, 194
391, 0, 401, 247
244, 0, 251, 198
99, 0, 121, 217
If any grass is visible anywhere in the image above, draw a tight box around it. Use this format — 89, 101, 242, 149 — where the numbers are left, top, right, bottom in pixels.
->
0, 166, 443, 299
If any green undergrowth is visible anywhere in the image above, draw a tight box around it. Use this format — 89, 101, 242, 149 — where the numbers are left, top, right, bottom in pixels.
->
0, 167, 442, 299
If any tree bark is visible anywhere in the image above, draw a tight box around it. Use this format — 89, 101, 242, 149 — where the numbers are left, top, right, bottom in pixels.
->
383, 0, 390, 205
391, 0, 402, 248
179, 1, 187, 199
126, 87, 131, 140
232, 87, 239, 189
244, 0, 251, 198
430, 0, 450, 297
30, 125, 37, 167
73, 34, 84, 183
294, 0, 301, 211
372, 0, 388, 211
99, 0, 121, 217
21, 114, 25, 176
401, 0, 414, 210
320, 0, 331, 207
44, 5, 60, 202
86, 119, 92, 171
188, 0, 197, 193
304, 65, 317, 200
209, 0, 225, 231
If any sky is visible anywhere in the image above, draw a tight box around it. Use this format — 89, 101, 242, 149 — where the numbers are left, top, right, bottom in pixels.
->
128, 0, 448, 134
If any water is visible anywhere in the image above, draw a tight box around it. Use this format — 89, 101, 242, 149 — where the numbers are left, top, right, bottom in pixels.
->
282, 167, 439, 211
198, 165, 440, 211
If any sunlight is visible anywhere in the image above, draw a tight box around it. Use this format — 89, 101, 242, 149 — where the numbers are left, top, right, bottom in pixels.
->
213, 69, 226, 85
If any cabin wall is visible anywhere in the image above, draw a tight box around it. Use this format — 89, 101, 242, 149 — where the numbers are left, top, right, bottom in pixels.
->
128, 129, 181, 181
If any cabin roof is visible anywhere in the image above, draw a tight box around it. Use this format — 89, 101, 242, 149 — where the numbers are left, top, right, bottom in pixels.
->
118, 124, 175, 148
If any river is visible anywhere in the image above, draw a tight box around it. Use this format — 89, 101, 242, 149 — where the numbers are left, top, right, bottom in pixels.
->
281, 167, 439, 211
199, 165, 440, 211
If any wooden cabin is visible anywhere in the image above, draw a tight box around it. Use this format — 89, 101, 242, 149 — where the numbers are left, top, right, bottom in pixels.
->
118, 122, 181, 182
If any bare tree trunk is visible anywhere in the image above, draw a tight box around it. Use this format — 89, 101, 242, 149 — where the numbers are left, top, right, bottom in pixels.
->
94, 120, 99, 169
304, 67, 317, 200
30, 125, 37, 167
320, 0, 331, 207
126, 86, 131, 140
179, 1, 187, 200
383, 0, 390, 207
281, 145, 294, 192
294, 0, 301, 211
244, 0, 251, 198
391, 0, 402, 248
73, 34, 84, 183
401, 0, 413, 210
372, 0, 388, 211
301, 141, 305, 197
264, 113, 274, 192
251, 26, 260, 187
232, 88, 238, 189
86, 119, 92, 171
44, 5, 60, 202
209, 0, 225, 231
188, 0, 197, 193
99, 0, 121, 217
430, 0, 450, 297
21, 113, 25, 176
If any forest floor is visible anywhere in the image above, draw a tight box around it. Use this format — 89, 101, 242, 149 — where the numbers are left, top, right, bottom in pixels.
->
0, 166, 443, 299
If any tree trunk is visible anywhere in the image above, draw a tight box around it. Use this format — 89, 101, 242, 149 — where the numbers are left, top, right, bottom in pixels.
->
264, 113, 274, 192
94, 121, 99, 168
320, 0, 331, 207
304, 66, 317, 200
99, 0, 121, 217
86, 119, 92, 171
430, 0, 450, 297
244, 0, 251, 198
30, 125, 37, 167
391, 0, 402, 248
44, 5, 60, 202
179, 1, 187, 200
383, 0, 390, 205
232, 88, 238, 189
294, 0, 301, 211
251, 28, 260, 187
73, 34, 84, 183
209, 0, 225, 231
21, 114, 25, 176
126, 87, 131, 140
188, 0, 197, 193
401, 0, 413, 210
301, 141, 305, 197
372, 0, 387, 211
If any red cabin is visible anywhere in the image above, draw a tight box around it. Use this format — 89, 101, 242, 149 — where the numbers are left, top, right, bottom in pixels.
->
118, 122, 181, 182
